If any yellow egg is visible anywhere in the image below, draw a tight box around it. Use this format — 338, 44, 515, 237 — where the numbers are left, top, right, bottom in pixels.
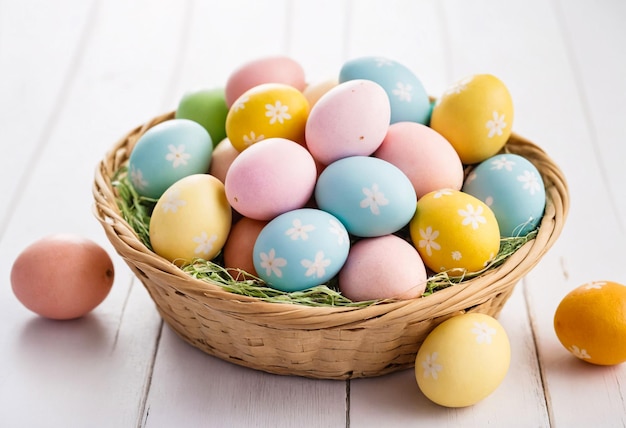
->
409, 189, 500, 275
430, 74, 514, 164
415, 313, 511, 407
225, 83, 309, 152
149, 174, 232, 265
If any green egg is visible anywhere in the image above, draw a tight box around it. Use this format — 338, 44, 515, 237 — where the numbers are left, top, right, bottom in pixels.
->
176, 88, 228, 147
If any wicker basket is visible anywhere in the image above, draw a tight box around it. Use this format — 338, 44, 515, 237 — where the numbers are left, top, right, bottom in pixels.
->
93, 111, 569, 380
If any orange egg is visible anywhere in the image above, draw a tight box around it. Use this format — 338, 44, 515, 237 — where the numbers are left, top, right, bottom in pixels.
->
10, 234, 115, 320
222, 217, 268, 280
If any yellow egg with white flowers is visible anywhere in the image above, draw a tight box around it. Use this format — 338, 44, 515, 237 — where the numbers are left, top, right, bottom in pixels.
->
226, 83, 309, 152
149, 174, 232, 266
430, 74, 514, 164
415, 313, 511, 407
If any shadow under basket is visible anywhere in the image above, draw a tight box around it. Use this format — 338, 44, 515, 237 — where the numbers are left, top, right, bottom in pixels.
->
93, 111, 569, 380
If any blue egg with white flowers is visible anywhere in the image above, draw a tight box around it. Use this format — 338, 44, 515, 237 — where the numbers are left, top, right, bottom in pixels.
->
462, 153, 546, 237
253, 208, 350, 292
339, 56, 430, 124
128, 118, 213, 199
315, 156, 417, 237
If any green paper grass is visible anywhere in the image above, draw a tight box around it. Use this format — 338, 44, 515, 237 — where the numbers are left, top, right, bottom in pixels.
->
112, 169, 538, 307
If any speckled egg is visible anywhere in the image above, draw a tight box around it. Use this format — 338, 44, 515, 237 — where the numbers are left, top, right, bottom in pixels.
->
339, 56, 430, 125
315, 156, 417, 237
305, 79, 390, 165
253, 208, 350, 292
415, 313, 511, 407
463, 154, 546, 237
409, 189, 500, 275
149, 174, 232, 266
226, 83, 309, 152
430, 74, 514, 164
338, 234, 427, 301
224, 138, 317, 221
225, 56, 306, 108
374, 122, 464, 198
128, 119, 213, 199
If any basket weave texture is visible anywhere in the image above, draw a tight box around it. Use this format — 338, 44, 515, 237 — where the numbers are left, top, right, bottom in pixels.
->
93, 111, 569, 380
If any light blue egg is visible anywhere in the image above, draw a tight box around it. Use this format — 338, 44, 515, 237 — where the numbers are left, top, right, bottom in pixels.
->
253, 209, 350, 292
339, 56, 430, 124
462, 154, 546, 237
128, 119, 213, 199
315, 156, 417, 237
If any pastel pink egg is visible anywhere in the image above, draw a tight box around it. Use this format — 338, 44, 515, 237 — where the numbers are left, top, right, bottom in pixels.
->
209, 138, 239, 183
305, 79, 391, 165
339, 235, 427, 301
225, 56, 306, 108
224, 137, 317, 220
374, 122, 464, 199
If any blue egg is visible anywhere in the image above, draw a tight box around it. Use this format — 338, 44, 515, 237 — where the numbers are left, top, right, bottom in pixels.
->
339, 56, 430, 124
128, 119, 213, 199
462, 154, 546, 237
253, 208, 350, 292
315, 156, 417, 237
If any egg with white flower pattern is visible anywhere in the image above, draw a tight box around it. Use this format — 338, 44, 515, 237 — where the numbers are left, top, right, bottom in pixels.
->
149, 174, 232, 266
415, 313, 511, 407
462, 153, 546, 237
315, 156, 417, 238
128, 119, 213, 199
430, 74, 514, 164
253, 208, 350, 292
225, 83, 309, 152
409, 189, 500, 275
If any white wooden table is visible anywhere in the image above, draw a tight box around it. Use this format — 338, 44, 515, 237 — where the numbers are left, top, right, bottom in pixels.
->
1, 0, 625, 426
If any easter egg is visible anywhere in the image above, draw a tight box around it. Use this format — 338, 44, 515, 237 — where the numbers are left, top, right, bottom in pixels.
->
409, 189, 500, 275
224, 138, 317, 221
175, 88, 228, 146
463, 154, 546, 237
415, 313, 511, 407
128, 119, 213, 199
226, 83, 309, 152
302, 77, 338, 108
253, 208, 350, 292
225, 56, 306, 108
374, 121, 464, 198
315, 156, 417, 237
223, 217, 268, 280
305, 79, 390, 165
339, 56, 430, 125
149, 174, 232, 266
209, 138, 239, 183
338, 234, 427, 301
430, 74, 514, 164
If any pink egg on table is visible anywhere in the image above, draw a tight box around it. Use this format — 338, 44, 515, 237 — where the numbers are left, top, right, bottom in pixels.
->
209, 138, 239, 183
224, 137, 317, 221
338, 234, 427, 302
225, 56, 306, 108
223, 216, 268, 280
374, 122, 464, 199
305, 79, 391, 165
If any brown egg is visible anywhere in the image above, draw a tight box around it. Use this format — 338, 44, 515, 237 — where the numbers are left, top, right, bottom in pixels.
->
222, 217, 268, 280
10, 234, 115, 320
209, 137, 239, 183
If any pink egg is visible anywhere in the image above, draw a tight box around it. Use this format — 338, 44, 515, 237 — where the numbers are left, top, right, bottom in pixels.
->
209, 138, 239, 183
223, 217, 268, 280
339, 235, 427, 301
374, 122, 464, 199
225, 56, 306, 108
305, 79, 391, 165
224, 137, 317, 220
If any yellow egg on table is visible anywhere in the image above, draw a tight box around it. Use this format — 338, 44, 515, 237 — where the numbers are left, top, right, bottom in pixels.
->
225, 83, 309, 152
430, 74, 514, 164
149, 174, 232, 266
415, 313, 511, 407
409, 189, 500, 275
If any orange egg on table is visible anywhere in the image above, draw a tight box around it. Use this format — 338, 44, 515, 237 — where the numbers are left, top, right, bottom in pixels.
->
226, 83, 310, 152
10, 234, 115, 320
223, 217, 268, 280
